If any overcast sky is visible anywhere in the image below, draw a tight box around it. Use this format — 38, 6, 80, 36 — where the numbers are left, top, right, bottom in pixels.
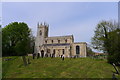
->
2, 2, 118, 52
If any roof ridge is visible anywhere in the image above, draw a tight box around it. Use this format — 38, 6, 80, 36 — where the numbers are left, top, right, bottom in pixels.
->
48, 35, 73, 38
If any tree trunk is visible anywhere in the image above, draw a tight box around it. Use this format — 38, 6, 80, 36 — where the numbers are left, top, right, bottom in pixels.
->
22, 56, 27, 66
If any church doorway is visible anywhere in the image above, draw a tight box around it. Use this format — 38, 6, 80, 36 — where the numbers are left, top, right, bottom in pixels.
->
62, 49, 64, 54
53, 49, 55, 57
41, 50, 44, 58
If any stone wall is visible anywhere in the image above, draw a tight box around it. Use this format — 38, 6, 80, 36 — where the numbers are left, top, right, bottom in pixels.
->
72, 42, 87, 57
44, 35, 73, 44
44, 45, 71, 57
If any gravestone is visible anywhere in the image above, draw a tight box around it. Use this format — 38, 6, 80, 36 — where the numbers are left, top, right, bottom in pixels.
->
112, 63, 119, 74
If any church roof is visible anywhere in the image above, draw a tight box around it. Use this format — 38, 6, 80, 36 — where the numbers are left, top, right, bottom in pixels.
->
46, 35, 73, 39
44, 43, 70, 46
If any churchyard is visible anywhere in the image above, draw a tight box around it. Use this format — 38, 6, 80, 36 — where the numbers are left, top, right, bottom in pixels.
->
2, 56, 120, 78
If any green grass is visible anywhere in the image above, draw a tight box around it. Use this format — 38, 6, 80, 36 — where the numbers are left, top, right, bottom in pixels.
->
2, 56, 120, 78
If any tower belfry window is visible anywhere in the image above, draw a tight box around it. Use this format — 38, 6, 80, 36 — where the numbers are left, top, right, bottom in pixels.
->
40, 30, 42, 35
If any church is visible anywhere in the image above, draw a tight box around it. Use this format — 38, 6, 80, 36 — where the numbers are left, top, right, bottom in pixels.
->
34, 22, 87, 58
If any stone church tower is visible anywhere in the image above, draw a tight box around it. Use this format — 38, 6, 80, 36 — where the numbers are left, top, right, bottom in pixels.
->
35, 22, 49, 54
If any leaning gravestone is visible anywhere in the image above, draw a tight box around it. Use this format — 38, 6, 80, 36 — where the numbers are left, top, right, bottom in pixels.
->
112, 63, 119, 74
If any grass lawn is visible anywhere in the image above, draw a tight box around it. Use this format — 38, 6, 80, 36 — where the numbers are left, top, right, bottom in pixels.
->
2, 56, 120, 78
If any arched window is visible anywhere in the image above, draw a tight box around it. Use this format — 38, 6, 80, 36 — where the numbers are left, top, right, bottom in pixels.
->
62, 49, 64, 54
51, 40, 53, 43
53, 49, 55, 54
58, 40, 60, 43
40, 30, 42, 35
65, 39, 67, 43
45, 40, 47, 44
76, 45, 80, 54
41, 50, 44, 58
